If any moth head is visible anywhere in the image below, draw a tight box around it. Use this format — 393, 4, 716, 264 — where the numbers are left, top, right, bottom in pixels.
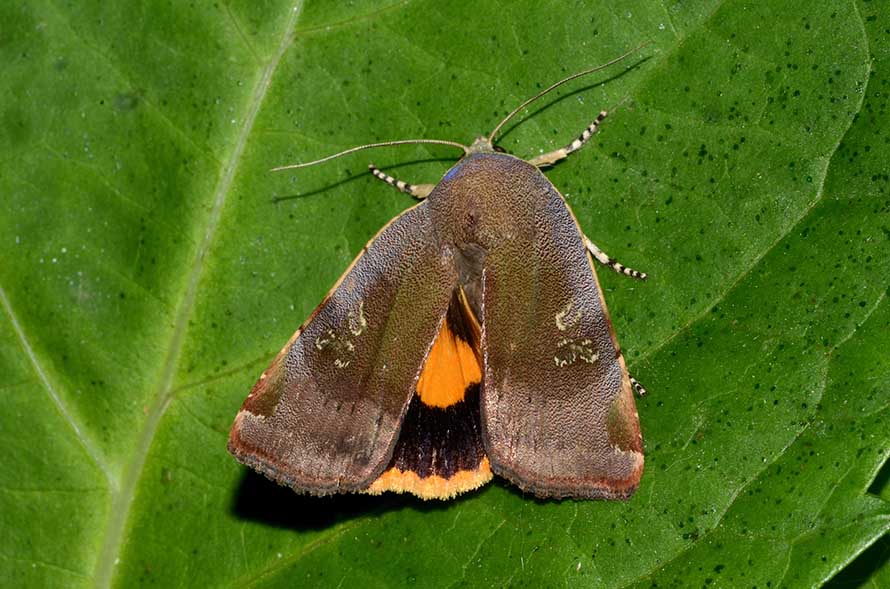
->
468, 136, 497, 155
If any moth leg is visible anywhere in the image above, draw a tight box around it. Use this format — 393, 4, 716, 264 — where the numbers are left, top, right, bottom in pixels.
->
629, 376, 648, 397
584, 236, 647, 280
368, 164, 434, 200
527, 111, 608, 167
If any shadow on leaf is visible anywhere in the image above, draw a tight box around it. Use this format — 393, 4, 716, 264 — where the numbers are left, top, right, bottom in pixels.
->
494, 56, 652, 149
271, 157, 459, 203
230, 469, 485, 530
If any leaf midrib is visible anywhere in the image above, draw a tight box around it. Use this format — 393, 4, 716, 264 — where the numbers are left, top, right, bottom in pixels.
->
91, 4, 305, 587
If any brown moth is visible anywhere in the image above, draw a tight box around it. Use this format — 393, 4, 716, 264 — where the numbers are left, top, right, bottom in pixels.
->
228, 45, 649, 500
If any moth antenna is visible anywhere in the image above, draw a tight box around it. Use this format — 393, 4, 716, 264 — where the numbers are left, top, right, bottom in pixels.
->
271, 139, 470, 172
487, 41, 652, 144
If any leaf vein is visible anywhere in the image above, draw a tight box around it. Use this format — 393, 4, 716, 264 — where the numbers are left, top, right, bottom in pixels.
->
0, 285, 114, 486
91, 3, 307, 587
635, 41, 871, 367
233, 519, 364, 588
619, 419, 815, 588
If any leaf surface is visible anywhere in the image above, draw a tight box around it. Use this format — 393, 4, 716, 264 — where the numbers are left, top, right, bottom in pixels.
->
1, 1, 888, 587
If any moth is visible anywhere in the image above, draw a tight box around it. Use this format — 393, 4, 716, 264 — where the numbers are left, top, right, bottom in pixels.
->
229, 46, 649, 500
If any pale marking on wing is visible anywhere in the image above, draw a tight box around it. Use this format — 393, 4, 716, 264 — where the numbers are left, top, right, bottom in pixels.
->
555, 300, 581, 331
554, 338, 599, 367
238, 409, 265, 421
314, 300, 366, 369
553, 301, 598, 367
347, 300, 367, 336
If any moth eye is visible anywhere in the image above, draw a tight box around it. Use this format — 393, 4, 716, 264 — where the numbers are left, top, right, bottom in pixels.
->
493, 145, 507, 153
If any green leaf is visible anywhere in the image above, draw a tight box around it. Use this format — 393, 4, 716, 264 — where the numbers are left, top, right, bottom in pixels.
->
2, 1, 888, 587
